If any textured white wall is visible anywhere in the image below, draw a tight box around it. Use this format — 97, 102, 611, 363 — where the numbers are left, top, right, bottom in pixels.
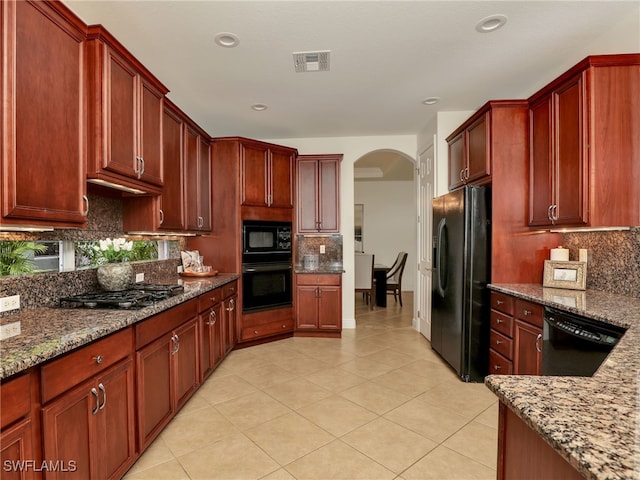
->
354, 180, 416, 292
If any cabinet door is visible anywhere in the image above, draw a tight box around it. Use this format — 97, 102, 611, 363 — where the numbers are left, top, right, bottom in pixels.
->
104, 48, 138, 179
448, 132, 465, 190
553, 73, 587, 226
1, 418, 36, 480
185, 125, 201, 230
222, 296, 238, 354
42, 379, 96, 479
98, 359, 136, 480
240, 143, 269, 206
529, 97, 554, 226
296, 286, 319, 329
173, 318, 200, 410
136, 333, 173, 449
318, 286, 342, 330
159, 105, 185, 230
297, 159, 319, 232
270, 148, 294, 208
200, 303, 223, 380
513, 320, 542, 375
198, 138, 212, 231
2, 0, 86, 226
138, 79, 163, 186
466, 112, 490, 183
318, 158, 340, 232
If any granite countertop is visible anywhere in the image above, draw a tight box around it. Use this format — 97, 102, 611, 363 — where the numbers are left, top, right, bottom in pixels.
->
485, 283, 640, 480
294, 264, 344, 274
0, 274, 239, 380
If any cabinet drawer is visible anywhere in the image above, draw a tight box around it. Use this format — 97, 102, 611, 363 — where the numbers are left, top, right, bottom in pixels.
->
241, 319, 294, 341
41, 327, 132, 403
489, 349, 513, 375
490, 310, 513, 337
223, 281, 238, 298
136, 299, 198, 348
491, 292, 514, 315
490, 330, 513, 360
198, 288, 222, 313
1, 372, 32, 429
515, 299, 543, 328
296, 274, 341, 286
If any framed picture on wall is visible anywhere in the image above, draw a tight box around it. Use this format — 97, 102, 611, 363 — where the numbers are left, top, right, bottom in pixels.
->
354, 204, 364, 252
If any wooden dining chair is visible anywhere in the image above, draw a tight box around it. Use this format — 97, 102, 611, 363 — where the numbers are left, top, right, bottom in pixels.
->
386, 252, 408, 306
354, 253, 375, 308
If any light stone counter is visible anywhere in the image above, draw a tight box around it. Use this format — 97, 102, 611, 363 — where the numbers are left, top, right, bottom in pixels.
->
486, 283, 640, 480
0, 274, 239, 380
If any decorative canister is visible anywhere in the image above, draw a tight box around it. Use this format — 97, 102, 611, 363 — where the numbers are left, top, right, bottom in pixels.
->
303, 254, 320, 271
96, 263, 133, 291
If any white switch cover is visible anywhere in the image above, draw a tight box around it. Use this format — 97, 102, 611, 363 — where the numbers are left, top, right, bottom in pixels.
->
0, 295, 20, 312
135, 272, 145, 283
0, 321, 21, 340
320, 245, 326, 254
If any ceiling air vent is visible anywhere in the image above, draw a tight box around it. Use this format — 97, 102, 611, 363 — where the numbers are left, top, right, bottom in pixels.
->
293, 51, 330, 73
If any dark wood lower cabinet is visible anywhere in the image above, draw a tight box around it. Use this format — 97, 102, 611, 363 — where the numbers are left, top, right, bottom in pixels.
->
0, 418, 36, 480
513, 319, 542, 376
295, 274, 342, 336
498, 403, 583, 480
41, 358, 135, 480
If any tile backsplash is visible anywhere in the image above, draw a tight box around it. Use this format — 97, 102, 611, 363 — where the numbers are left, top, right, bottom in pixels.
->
563, 228, 640, 298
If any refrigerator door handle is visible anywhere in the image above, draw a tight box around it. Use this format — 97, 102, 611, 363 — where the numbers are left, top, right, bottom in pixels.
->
435, 218, 447, 298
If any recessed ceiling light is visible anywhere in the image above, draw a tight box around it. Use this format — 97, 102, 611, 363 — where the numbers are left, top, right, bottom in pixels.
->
214, 32, 239, 48
422, 97, 440, 105
251, 104, 268, 111
475, 14, 507, 33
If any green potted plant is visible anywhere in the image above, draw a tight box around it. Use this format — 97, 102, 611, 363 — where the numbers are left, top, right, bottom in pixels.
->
0, 241, 47, 276
93, 238, 134, 291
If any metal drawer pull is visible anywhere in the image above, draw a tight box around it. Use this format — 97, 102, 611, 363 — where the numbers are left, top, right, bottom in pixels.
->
495, 339, 503, 345
524, 309, 532, 316
208, 310, 217, 325
496, 300, 504, 305
93, 355, 104, 364
493, 364, 501, 370
282, 324, 287, 329
535, 333, 543, 353
495, 318, 503, 324
254, 330, 259, 335
98, 383, 106, 410
91, 388, 99, 415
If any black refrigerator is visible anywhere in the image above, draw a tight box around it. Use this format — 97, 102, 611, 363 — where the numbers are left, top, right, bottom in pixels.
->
431, 185, 491, 382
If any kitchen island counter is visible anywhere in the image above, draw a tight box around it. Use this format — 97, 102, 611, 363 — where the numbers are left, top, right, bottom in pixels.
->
486, 283, 640, 480
0, 274, 239, 380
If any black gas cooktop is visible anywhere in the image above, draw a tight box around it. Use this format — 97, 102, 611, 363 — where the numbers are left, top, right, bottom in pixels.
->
59, 283, 184, 309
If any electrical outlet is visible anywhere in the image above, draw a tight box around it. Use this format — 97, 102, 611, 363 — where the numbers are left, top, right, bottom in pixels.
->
0, 295, 20, 313
135, 272, 145, 283
177, 266, 184, 273
320, 245, 326, 254
0, 321, 21, 340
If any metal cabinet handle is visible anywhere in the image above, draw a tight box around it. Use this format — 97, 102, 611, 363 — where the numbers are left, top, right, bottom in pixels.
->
535, 333, 543, 353
253, 330, 259, 335
98, 383, 106, 410
91, 388, 99, 415
496, 300, 504, 305
207, 310, 217, 325
495, 318, 503, 324
82, 195, 89, 216
523, 309, 531, 316
464, 167, 469, 180
197, 216, 204, 228
495, 339, 503, 345
493, 364, 501, 371
93, 355, 104, 364
159, 209, 164, 225
547, 205, 554, 222
226, 298, 235, 312
552, 204, 558, 222
460, 169, 465, 183
137, 156, 145, 178
171, 334, 180, 355
281, 324, 287, 329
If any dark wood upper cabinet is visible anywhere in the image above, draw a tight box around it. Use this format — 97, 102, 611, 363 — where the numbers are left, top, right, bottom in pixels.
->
1, 0, 88, 228
158, 102, 186, 231
297, 154, 342, 233
528, 54, 640, 228
85, 25, 168, 195
185, 125, 211, 231
240, 140, 295, 209
447, 111, 490, 190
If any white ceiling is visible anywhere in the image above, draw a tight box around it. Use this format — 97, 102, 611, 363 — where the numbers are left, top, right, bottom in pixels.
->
65, 1, 639, 142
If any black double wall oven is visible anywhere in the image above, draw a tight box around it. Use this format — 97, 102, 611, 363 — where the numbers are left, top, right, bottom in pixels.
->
241, 220, 293, 313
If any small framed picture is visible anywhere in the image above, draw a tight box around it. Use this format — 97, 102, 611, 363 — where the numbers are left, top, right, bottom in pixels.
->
543, 260, 587, 291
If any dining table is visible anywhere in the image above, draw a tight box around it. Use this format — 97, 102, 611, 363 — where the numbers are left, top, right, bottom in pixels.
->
373, 264, 389, 307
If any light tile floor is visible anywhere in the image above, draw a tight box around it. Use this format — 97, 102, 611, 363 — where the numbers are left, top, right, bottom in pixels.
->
124, 293, 498, 480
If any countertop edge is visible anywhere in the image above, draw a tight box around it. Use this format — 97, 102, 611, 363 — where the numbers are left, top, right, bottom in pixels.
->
0, 274, 239, 380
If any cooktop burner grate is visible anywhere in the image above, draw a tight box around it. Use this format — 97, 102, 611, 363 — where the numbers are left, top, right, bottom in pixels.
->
59, 284, 184, 309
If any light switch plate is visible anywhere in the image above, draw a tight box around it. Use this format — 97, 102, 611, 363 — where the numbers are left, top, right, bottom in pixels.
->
320, 245, 326, 254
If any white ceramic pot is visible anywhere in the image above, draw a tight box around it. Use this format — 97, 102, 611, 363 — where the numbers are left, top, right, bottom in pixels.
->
96, 263, 133, 291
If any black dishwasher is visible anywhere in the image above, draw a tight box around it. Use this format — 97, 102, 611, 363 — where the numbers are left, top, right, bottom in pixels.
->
542, 307, 626, 376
